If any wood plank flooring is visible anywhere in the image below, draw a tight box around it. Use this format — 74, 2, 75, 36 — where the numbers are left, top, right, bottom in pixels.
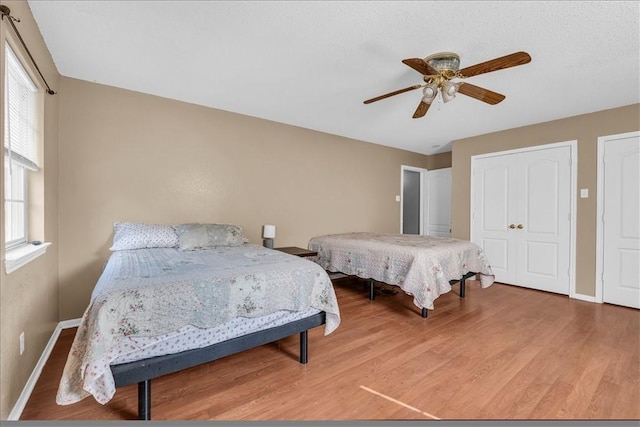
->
20, 278, 640, 421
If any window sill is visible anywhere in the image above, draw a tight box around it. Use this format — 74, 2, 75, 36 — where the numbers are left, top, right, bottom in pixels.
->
5, 242, 52, 274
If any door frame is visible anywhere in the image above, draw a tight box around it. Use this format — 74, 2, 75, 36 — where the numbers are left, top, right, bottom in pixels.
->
469, 140, 578, 298
400, 165, 427, 234
595, 130, 640, 304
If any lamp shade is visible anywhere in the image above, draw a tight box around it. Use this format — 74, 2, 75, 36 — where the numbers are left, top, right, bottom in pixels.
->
422, 82, 438, 104
442, 81, 460, 103
262, 224, 276, 239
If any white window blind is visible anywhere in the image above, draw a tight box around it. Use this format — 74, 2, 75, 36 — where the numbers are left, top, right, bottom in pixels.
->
5, 42, 40, 248
4, 43, 39, 171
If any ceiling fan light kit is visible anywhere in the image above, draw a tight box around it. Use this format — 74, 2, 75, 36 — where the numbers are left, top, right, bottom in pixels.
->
364, 51, 532, 118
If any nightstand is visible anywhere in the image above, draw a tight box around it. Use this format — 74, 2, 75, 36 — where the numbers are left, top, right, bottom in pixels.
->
275, 246, 318, 258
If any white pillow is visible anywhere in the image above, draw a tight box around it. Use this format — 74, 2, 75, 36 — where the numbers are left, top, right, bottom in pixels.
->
175, 223, 248, 251
110, 222, 179, 251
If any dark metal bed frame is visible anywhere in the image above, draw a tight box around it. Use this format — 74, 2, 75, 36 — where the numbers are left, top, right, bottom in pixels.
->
329, 271, 476, 318
110, 311, 326, 420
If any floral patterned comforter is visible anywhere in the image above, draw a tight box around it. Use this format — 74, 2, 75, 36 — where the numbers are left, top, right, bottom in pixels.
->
308, 232, 494, 310
57, 244, 340, 405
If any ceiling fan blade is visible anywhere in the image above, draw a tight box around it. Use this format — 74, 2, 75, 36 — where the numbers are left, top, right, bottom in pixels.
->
402, 58, 439, 76
363, 84, 422, 104
457, 82, 505, 105
458, 51, 531, 78
412, 101, 431, 118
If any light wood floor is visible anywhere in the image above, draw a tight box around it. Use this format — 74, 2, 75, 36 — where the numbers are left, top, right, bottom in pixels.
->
20, 278, 640, 421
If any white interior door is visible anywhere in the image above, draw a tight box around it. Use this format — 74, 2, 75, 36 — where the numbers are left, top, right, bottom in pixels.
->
601, 133, 640, 309
515, 146, 571, 294
472, 145, 572, 295
426, 168, 452, 237
472, 154, 518, 284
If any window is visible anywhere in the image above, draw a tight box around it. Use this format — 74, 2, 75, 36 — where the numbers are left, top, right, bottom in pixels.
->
4, 42, 40, 250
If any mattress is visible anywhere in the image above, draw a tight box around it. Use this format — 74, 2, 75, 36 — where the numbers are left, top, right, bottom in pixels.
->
111, 308, 321, 365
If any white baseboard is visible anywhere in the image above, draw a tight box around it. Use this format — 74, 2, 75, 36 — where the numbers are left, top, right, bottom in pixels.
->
58, 318, 81, 329
8, 318, 81, 421
570, 293, 598, 303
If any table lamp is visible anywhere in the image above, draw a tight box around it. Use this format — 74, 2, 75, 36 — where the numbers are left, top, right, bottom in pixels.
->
262, 224, 276, 248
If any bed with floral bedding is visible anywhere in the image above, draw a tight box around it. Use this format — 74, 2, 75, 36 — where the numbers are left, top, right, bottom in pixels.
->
56, 222, 340, 420
308, 232, 494, 317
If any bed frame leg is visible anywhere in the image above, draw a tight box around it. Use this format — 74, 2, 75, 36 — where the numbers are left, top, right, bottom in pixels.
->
421, 308, 428, 318
138, 380, 151, 420
368, 279, 375, 300
300, 330, 308, 364
460, 278, 466, 298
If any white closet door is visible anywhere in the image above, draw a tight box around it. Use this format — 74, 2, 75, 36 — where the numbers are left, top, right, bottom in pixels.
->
472, 145, 572, 294
472, 154, 518, 284
426, 168, 452, 237
515, 146, 571, 294
602, 134, 640, 309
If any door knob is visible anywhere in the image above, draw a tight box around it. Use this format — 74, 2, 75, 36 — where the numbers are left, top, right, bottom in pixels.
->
517, 224, 524, 229
509, 224, 516, 229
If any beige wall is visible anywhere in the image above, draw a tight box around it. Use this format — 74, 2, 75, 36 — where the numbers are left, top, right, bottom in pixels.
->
451, 104, 640, 297
0, 0, 59, 419
425, 151, 452, 170
57, 76, 431, 319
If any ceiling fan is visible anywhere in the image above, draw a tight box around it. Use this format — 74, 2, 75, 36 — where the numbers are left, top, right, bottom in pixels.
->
364, 51, 531, 118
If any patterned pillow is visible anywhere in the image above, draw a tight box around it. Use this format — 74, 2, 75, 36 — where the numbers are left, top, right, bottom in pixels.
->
175, 223, 248, 251
109, 222, 179, 251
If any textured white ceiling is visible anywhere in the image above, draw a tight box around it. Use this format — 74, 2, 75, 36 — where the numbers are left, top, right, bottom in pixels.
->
28, 1, 640, 155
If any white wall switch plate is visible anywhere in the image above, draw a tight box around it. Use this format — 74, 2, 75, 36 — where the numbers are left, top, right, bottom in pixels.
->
395, 195, 400, 202
580, 189, 589, 198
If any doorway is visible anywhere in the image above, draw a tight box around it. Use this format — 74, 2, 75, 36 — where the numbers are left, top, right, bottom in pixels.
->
401, 166, 425, 234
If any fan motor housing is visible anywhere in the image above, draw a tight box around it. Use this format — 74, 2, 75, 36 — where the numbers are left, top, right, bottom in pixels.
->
424, 52, 461, 73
